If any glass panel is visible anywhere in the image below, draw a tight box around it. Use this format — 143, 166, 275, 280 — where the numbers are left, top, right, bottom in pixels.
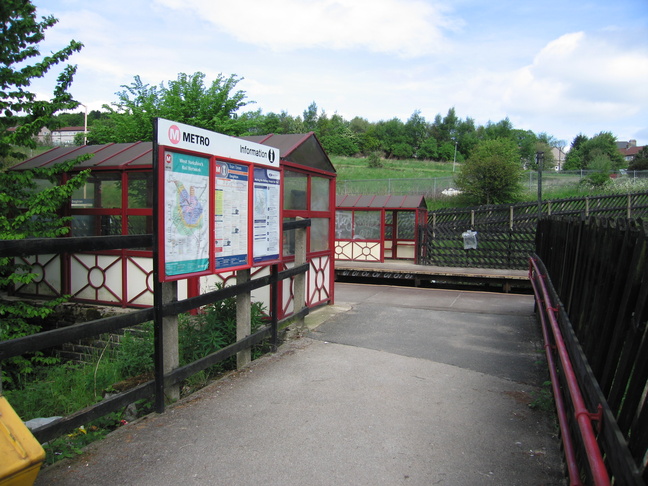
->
128, 215, 153, 235
310, 177, 329, 211
72, 172, 122, 208
310, 218, 329, 252
353, 211, 380, 240
397, 212, 416, 239
71, 215, 122, 236
128, 172, 153, 209
335, 211, 353, 239
282, 217, 296, 256
283, 170, 307, 210
385, 211, 393, 238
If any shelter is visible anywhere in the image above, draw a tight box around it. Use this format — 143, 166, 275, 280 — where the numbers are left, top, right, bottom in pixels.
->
10, 133, 336, 319
335, 195, 427, 263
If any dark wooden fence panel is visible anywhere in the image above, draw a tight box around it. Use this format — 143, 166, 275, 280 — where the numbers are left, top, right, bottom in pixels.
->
535, 216, 648, 484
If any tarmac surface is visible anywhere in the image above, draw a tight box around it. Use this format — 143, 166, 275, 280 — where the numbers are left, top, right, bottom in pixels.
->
35, 283, 565, 486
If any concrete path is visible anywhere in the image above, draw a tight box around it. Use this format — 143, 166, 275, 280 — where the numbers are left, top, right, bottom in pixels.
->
36, 284, 565, 486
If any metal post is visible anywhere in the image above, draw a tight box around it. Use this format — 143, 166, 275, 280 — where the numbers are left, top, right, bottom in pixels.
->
537, 152, 544, 219
452, 141, 458, 172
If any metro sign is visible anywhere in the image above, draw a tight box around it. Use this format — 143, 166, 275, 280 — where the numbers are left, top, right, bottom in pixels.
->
156, 118, 279, 168
168, 125, 181, 144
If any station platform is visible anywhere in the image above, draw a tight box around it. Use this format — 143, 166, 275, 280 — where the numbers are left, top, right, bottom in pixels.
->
335, 260, 531, 293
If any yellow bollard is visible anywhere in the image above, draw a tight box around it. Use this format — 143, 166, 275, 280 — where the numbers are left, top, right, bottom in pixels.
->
0, 396, 46, 486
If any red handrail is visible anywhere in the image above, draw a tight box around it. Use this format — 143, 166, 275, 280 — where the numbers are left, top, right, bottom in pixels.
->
529, 257, 610, 486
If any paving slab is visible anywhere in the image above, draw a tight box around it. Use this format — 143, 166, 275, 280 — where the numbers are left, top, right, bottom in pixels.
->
35, 283, 565, 486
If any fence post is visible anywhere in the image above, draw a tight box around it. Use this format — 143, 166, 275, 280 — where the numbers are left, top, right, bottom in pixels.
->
628, 194, 632, 219
236, 269, 252, 369
270, 264, 279, 351
162, 281, 179, 403
293, 218, 307, 331
585, 197, 590, 217
509, 206, 514, 230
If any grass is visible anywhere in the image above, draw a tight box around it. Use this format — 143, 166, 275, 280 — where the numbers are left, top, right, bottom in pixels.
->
332, 155, 648, 210
331, 155, 455, 180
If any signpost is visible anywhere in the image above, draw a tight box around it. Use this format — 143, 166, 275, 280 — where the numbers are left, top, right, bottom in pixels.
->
155, 118, 282, 281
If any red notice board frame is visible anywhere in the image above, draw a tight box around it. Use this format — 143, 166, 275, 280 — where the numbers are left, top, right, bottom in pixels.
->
155, 118, 282, 282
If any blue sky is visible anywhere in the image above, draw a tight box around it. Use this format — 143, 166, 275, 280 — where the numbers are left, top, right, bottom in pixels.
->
31, 0, 648, 146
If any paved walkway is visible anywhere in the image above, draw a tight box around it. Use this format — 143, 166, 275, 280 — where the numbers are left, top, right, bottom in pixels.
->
36, 283, 565, 486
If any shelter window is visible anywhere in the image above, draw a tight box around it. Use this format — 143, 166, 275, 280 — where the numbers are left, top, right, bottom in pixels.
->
128, 172, 154, 208
335, 210, 380, 240
284, 170, 308, 210
72, 172, 121, 209
310, 218, 330, 252
310, 176, 330, 211
397, 212, 416, 239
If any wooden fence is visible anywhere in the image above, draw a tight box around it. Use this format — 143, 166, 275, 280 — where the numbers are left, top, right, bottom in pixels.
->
0, 220, 310, 445
420, 192, 648, 269
534, 216, 647, 485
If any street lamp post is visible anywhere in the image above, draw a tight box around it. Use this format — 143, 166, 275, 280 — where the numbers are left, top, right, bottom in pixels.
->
79, 103, 88, 145
452, 140, 458, 172
537, 151, 544, 219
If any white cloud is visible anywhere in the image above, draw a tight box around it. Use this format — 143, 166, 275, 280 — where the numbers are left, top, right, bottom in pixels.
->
454, 31, 648, 128
154, 0, 460, 57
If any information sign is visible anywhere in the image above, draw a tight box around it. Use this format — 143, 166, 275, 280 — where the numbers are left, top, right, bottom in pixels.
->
214, 161, 250, 270
253, 168, 281, 264
156, 118, 282, 281
163, 151, 210, 276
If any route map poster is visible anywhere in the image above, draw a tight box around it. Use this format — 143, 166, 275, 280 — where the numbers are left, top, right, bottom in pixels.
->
253, 168, 281, 264
163, 151, 210, 277
214, 161, 249, 270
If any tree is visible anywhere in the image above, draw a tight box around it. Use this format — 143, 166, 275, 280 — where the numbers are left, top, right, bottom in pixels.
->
629, 146, 648, 171
455, 138, 523, 205
564, 132, 624, 171
1, 0, 83, 164
1, 0, 88, 388
88, 72, 251, 143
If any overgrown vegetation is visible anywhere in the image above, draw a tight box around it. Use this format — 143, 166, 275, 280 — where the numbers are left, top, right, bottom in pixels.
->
4, 292, 267, 463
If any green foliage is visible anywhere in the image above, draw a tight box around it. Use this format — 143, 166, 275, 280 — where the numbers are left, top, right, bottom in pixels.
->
529, 381, 555, 412
5, 357, 123, 419
564, 132, 624, 171
629, 146, 648, 170
366, 151, 383, 168
0, 2, 89, 387
0, 161, 90, 388
179, 291, 267, 370
0, 0, 83, 163
455, 138, 524, 205
88, 72, 251, 143
117, 322, 154, 377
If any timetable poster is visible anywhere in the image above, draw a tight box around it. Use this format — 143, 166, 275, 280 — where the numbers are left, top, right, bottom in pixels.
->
214, 161, 250, 270
163, 151, 210, 277
253, 167, 281, 264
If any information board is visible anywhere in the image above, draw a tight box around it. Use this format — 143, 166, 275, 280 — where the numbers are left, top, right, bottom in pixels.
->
253, 167, 281, 264
214, 161, 250, 270
156, 118, 282, 281
163, 151, 210, 277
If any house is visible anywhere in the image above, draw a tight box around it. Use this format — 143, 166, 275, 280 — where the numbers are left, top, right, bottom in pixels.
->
617, 140, 645, 163
551, 146, 567, 170
50, 126, 86, 146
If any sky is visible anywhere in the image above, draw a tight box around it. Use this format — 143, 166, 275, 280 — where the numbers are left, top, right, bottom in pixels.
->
29, 0, 648, 147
